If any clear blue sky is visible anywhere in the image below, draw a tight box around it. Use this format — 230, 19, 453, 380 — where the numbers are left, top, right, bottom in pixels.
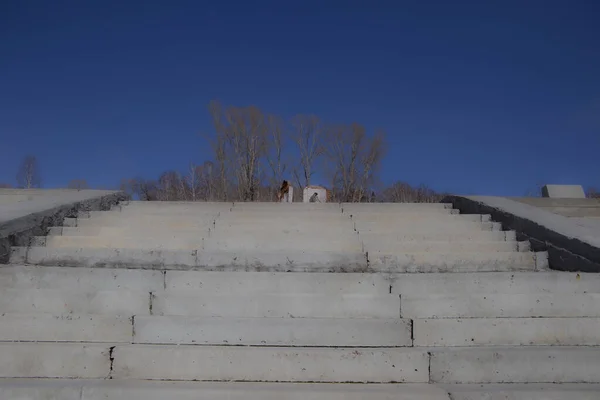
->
1, 0, 598, 195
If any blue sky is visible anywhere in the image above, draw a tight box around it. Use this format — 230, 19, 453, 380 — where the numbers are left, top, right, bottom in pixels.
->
1, 0, 598, 195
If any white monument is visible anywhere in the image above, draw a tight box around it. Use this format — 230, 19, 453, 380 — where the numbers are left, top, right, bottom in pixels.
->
303, 186, 327, 203
541, 184, 586, 199
280, 186, 293, 202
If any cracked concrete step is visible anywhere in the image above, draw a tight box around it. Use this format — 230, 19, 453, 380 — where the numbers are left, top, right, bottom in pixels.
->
413, 317, 600, 346
0, 265, 164, 291
0, 380, 453, 400
152, 292, 399, 318
48, 226, 209, 236
0, 313, 132, 343
369, 252, 543, 272
12, 247, 368, 271
445, 383, 600, 400
390, 271, 600, 295
430, 346, 600, 383
0, 288, 150, 315
78, 210, 221, 219
341, 202, 452, 210
401, 293, 600, 318
134, 316, 412, 346
0, 343, 111, 378
364, 240, 523, 253
111, 345, 429, 382
73, 217, 217, 228
165, 270, 390, 294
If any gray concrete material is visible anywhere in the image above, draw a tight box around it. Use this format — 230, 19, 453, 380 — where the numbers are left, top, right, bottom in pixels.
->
401, 293, 600, 318
390, 271, 600, 296
195, 250, 368, 272
165, 271, 390, 294
0, 343, 111, 378
152, 293, 400, 318
364, 241, 520, 253
0, 288, 150, 315
350, 214, 490, 223
446, 383, 600, 400
413, 318, 600, 346
514, 197, 600, 208
111, 345, 429, 382
430, 346, 600, 383
17, 247, 370, 272
542, 206, 600, 218
341, 202, 451, 209
75, 217, 216, 228
0, 381, 83, 400
202, 237, 363, 252
354, 221, 499, 233
542, 184, 586, 198
19, 247, 199, 269
444, 195, 600, 272
359, 231, 514, 242
368, 252, 539, 273
134, 316, 412, 346
0, 265, 164, 291
0, 313, 133, 343
0, 190, 127, 263
55, 226, 208, 236
80, 381, 452, 400
43, 235, 206, 250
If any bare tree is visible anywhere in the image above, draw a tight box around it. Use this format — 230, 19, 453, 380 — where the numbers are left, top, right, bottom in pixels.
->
587, 188, 600, 199
381, 181, 444, 203
209, 101, 268, 201
265, 114, 287, 200
67, 179, 89, 190
291, 114, 322, 190
16, 155, 42, 188
324, 123, 385, 202
0, 183, 12, 188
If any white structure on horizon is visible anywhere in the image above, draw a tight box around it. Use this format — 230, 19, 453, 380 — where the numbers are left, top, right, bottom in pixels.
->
280, 186, 294, 203
303, 185, 327, 203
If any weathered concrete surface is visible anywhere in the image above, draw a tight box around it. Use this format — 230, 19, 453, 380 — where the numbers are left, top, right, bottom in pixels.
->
413, 317, 600, 346
79, 381, 452, 400
369, 252, 541, 273
430, 347, 600, 383
542, 184, 586, 198
152, 293, 399, 318
0, 265, 164, 291
0, 288, 150, 315
0, 343, 111, 378
446, 383, 600, 400
364, 240, 521, 253
401, 293, 600, 318
0, 189, 127, 263
0, 313, 132, 342
112, 345, 429, 382
444, 195, 600, 272
134, 316, 412, 346
165, 270, 390, 294
390, 271, 600, 295
16, 247, 369, 271
359, 230, 515, 242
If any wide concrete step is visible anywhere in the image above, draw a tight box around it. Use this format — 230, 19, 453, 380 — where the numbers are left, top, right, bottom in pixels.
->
445, 383, 600, 400
152, 292, 399, 318
356, 222, 502, 233
350, 214, 490, 222
0, 343, 111, 378
13, 247, 368, 271
38, 235, 363, 252
341, 202, 451, 209
360, 230, 516, 242
74, 217, 216, 228
402, 293, 600, 318
355, 221, 500, 232
369, 252, 543, 272
0, 265, 164, 291
49, 226, 209, 236
80, 210, 221, 219
365, 240, 522, 253
165, 270, 390, 294
0, 313, 133, 343
134, 316, 411, 346
111, 345, 429, 382
0, 288, 150, 315
414, 317, 600, 346
0, 380, 453, 400
390, 271, 600, 295
430, 346, 600, 383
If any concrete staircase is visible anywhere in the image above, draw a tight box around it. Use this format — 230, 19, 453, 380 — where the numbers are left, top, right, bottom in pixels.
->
2, 201, 600, 399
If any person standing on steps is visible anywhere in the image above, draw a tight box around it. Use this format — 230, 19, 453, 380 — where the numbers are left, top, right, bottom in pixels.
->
277, 180, 290, 202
